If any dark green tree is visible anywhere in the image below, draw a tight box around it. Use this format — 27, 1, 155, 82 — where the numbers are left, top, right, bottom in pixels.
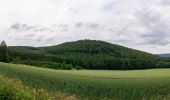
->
0, 40, 9, 63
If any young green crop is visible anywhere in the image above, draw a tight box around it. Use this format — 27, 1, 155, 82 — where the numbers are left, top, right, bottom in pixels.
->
1, 62, 170, 99
0, 75, 55, 100
0, 75, 77, 100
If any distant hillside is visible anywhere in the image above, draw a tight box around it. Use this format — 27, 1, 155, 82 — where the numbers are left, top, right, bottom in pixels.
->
158, 53, 170, 58
8, 40, 170, 70
47, 40, 156, 59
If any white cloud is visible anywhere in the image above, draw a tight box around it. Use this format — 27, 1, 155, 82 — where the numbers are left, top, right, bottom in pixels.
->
0, 0, 170, 53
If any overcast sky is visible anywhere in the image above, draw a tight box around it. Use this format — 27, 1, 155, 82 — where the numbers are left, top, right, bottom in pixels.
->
0, 0, 170, 54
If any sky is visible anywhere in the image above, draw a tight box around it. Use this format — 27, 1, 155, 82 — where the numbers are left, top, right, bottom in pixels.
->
0, 0, 170, 54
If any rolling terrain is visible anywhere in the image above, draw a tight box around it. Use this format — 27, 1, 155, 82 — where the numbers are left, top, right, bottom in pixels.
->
158, 53, 170, 58
8, 40, 170, 70
1, 62, 170, 99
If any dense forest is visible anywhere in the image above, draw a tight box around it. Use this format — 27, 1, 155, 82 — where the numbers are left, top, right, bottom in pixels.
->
1, 40, 170, 70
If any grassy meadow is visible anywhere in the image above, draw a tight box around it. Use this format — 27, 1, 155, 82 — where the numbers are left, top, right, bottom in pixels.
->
1, 62, 170, 99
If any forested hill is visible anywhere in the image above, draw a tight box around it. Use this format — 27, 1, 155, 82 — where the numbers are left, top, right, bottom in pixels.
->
47, 40, 155, 58
8, 40, 170, 70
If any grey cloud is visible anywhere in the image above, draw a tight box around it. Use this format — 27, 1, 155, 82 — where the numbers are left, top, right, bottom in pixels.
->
113, 39, 132, 44
46, 37, 54, 42
29, 25, 52, 32
74, 22, 101, 29
75, 22, 83, 28
60, 28, 69, 32
11, 23, 23, 30
142, 38, 168, 45
35, 36, 45, 42
16, 38, 34, 43
11, 23, 32, 31
141, 33, 169, 45
10, 23, 53, 32
58, 24, 69, 32
25, 34, 36, 37
136, 8, 169, 45
136, 9, 161, 25
87, 23, 99, 29
33, 27, 51, 32
161, 0, 170, 5
11, 23, 34, 31
58, 24, 69, 28
10, 23, 69, 33
25, 26, 34, 31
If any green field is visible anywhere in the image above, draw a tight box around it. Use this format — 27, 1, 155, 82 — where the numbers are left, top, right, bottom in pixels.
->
1, 62, 170, 99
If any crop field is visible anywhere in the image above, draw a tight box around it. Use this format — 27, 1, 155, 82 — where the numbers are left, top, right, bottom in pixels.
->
1, 62, 170, 100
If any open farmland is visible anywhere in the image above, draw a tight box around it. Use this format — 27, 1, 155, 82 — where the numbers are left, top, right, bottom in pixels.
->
1, 62, 170, 99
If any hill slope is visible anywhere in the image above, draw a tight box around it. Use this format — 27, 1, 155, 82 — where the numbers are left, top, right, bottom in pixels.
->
8, 40, 168, 70
47, 40, 156, 59
9, 40, 156, 59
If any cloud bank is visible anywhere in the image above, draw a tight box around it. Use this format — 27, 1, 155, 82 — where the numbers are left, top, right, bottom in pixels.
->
0, 0, 170, 53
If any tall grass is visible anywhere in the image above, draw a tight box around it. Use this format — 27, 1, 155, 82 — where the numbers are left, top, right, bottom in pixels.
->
0, 75, 53, 100
0, 75, 76, 100
1, 62, 170, 99
0, 75, 77, 100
